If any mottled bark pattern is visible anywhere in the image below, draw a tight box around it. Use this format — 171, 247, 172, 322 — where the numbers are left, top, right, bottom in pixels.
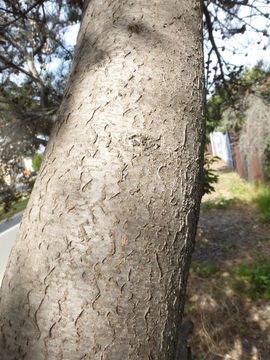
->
0, 1, 205, 359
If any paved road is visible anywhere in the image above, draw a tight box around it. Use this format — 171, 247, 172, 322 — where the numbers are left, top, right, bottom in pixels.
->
0, 214, 22, 285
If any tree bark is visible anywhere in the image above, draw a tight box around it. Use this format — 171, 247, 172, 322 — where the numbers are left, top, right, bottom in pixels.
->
0, 1, 205, 359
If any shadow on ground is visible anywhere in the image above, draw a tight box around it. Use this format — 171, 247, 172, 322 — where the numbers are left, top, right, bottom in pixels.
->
185, 203, 270, 360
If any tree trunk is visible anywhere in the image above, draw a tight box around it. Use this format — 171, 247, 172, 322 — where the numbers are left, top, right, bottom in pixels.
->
0, 1, 205, 359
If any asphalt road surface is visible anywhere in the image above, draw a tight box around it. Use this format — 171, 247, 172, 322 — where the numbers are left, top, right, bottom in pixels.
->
0, 213, 22, 285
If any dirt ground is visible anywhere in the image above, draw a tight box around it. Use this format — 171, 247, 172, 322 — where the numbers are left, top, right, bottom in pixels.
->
185, 162, 270, 360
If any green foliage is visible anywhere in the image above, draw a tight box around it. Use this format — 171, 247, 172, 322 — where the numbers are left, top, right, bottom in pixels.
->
190, 261, 220, 278
32, 153, 43, 172
0, 197, 29, 222
232, 257, 270, 300
202, 155, 219, 195
207, 60, 270, 133
243, 60, 270, 98
263, 140, 270, 183
0, 188, 21, 214
206, 70, 246, 133
0, 80, 37, 112
219, 107, 246, 132
206, 89, 227, 134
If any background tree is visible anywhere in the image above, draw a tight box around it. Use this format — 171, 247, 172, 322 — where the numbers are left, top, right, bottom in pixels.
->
207, 60, 270, 133
0, 0, 82, 205
0, 0, 83, 159
208, 60, 270, 183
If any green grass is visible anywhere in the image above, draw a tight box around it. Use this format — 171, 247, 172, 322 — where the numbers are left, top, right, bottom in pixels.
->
229, 183, 253, 201
231, 257, 270, 300
201, 195, 236, 210
190, 261, 220, 278
253, 185, 270, 222
229, 179, 270, 221
189, 257, 270, 301
201, 164, 270, 222
0, 197, 29, 222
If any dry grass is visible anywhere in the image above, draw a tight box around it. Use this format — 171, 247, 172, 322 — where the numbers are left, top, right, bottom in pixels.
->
185, 161, 270, 360
202, 161, 270, 222
186, 265, 270, 359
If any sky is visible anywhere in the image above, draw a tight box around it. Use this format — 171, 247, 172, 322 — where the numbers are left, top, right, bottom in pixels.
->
219, 35, 270, 69
214, 36, 270, 70
62, 15, 270, 74
206, 3, 270, 71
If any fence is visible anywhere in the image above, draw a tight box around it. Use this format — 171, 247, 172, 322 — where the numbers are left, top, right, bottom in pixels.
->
209, 95, 270, 183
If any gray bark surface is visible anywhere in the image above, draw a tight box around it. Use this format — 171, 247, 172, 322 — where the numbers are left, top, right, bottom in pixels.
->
0, 1, 205, 359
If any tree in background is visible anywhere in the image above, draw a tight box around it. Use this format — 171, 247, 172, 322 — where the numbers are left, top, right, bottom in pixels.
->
0, 0, 82, 206
207, 60, 270, 183
0, 170, 20, 213
207, 60, 270, 133
0, 0, 82, 161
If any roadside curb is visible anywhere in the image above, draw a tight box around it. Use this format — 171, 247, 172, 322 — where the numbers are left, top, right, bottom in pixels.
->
0, 212, 24, 234
0, 211, 24, 226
